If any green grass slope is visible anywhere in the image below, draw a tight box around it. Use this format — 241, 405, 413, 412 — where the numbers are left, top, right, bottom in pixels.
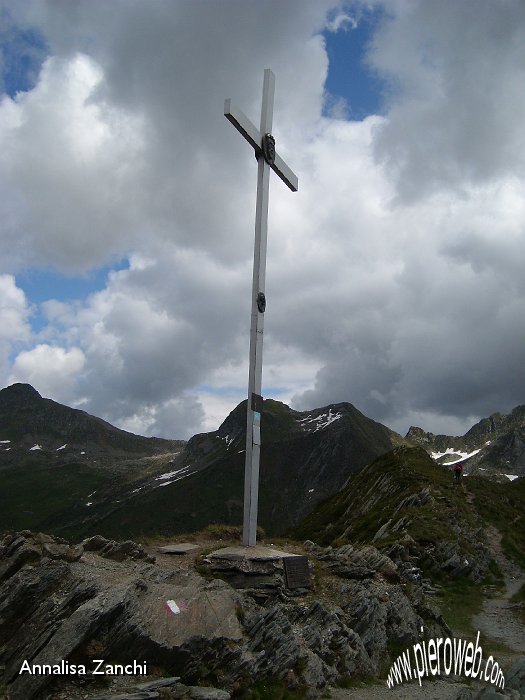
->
293, 446, 525, 573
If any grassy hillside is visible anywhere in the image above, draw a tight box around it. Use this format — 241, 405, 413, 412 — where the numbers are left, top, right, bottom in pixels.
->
294, 446, 525, 574
468, 475, 525, 569
0, 460, 114, 532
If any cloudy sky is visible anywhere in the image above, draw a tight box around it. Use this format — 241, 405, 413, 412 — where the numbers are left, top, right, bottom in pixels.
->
1, 0, 525, 440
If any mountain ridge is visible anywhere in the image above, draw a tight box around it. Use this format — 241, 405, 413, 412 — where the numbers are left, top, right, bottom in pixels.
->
406, 405, 525, 479
0, 384, 406, 539
294, 444, 525, 585
1, 382, 523, 542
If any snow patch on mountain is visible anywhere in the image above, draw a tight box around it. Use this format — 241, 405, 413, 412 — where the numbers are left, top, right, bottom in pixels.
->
431, 447, 481, 465
154, 465, 194, 488
298, 409, 342, 433
218, 434, 235, 447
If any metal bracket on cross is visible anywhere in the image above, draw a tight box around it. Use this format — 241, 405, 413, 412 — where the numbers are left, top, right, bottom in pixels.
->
224, 95, 298, 192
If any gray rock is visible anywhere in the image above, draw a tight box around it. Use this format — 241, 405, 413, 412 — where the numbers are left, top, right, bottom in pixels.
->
0, 539, 41, 583
90, 693, 159, 700
186, 686, 231, 700
506, 656, 525, 693
465, 657, 525, 700
472, 690, 518, 700
83, 535, 155, 563
392, 487, 433, 515
136, 676, 181, 690
455, 689, 475, 699
42, 541, 83, 561
8, 585, 128, 700
314, 543, 399, 582
372, 519, 392, 542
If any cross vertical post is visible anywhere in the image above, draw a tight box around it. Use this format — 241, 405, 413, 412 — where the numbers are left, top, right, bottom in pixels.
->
224, 69, 298, 547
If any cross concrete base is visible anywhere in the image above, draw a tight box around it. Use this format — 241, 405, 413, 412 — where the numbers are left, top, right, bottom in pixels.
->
206, 545, 310, 595
208, 545, 299, 562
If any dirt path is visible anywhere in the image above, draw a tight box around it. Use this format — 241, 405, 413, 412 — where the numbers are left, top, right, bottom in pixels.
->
472, 525, 525, 658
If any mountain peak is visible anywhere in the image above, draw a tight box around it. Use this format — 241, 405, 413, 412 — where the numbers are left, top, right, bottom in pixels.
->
0, 383, 42, 404
0, 383, 183, 460
405, 426, 435, 443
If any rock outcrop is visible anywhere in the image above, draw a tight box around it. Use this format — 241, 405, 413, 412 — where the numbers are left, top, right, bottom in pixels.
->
453, 656, 525, 699
301, 540, 450, 671
0, 531, 451, 699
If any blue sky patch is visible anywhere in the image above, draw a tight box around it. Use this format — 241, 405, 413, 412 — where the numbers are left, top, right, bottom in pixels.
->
17, 259, 130, 334
17, 259, 130, 305
322, 5, 386, 120
0, 8, 48, 98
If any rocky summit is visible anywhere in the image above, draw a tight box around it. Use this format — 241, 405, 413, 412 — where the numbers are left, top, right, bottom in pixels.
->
0, 530, 449, 700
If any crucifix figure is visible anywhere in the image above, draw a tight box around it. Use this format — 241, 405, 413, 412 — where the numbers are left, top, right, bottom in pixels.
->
225, 69, 298, 547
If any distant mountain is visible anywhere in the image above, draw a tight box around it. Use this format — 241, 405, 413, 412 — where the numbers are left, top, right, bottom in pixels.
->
406, 405, 525, 481
0, 383, 185, 535
0, 384, 405, 540
94, 398, 407, 539
0, 383, 184, 462
4, 383, 522, 544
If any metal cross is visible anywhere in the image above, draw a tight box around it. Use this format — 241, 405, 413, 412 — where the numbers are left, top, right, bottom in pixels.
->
224, 69, 298, 547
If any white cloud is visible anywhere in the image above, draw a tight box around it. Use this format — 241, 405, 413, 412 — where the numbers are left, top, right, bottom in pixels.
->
1, 1, 525, 441
0, 52, 147, 271
369, 0, 525, 200
0, 274, 31, 381
9, 344, 85, 403
0, 274, 31, 344
325, 11, 358, 33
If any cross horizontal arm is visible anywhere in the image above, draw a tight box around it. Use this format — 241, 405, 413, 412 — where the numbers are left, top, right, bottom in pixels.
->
273, 151, 298, 193
224, 98, 298, 192
224, 99, 260, 152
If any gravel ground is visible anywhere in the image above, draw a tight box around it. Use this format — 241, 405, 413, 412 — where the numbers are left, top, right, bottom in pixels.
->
472, 526, 525, 655
329, 677, 472, 700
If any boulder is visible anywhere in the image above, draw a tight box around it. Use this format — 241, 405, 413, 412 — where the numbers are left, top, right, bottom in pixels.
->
82, 535, 155, 563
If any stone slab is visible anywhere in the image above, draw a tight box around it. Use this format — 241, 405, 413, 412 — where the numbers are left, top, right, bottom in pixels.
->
157, 543, 201, 555
209, 545, 301, 562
